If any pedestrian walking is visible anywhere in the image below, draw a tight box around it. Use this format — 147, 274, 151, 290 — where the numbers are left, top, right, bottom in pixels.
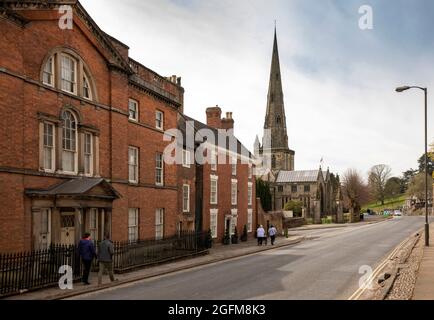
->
77, 232, 96, 285
97, 233, 117, 285
257, 225, 265, 246
269, 225, 278, 245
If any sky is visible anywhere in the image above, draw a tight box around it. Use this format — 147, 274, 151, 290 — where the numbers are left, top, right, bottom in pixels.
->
81, 0, 434, 179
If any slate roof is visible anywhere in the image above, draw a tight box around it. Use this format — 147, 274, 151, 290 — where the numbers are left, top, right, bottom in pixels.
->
25, 178, 120, 198
276, 170, 321, 183
178, 114, 253, 158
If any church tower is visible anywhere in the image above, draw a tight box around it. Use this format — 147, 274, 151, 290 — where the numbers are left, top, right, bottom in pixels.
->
258, 28, 295, 172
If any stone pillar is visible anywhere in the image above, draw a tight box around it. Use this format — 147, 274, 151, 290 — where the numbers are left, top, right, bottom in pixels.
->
337, 203, 344, 223
313, 200, 321, 224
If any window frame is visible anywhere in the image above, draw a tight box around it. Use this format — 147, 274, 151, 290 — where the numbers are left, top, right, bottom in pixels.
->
82, 73, 92, 100
155, 208, 164, 240
128, 208, 139, 243
231, 157, 237, 176
231, 179, 238, 206
247, 209, 253, 233
183, 184, 190, 213
42, 57, 54, 87
129, 99, 139, 122
248, 182, 253, 206
210, 175, 218, 205
84, 132, 93, 176
43, 122, 56, 172
182, 149, 191, 168
60, 53, 77, 95
155, 110, 164, 130
155, 153, 164, 186
210, 148, 217, 171
304, 185, 311, 193
61, 110, 78, 175
128, 146, 139, 184
210, 209, 218, 239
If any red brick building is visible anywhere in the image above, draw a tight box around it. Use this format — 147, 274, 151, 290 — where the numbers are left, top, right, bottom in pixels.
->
178, 108, 257, 243
0, 1, 184, 252
0, 1, 256, 252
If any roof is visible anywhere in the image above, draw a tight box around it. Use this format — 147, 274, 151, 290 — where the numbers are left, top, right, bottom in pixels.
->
25, 178, 120, 199
178, 114, 253, 158
276, 170, 321, 183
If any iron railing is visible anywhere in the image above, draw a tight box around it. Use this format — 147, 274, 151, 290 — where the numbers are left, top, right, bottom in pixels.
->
0, 231, 207, 297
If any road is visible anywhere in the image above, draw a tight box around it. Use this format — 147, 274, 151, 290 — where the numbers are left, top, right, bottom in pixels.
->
69, 216, 425, 300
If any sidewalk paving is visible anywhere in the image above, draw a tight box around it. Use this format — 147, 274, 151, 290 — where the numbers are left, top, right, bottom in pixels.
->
5, 235, 304, 300
412, 223, 434, 300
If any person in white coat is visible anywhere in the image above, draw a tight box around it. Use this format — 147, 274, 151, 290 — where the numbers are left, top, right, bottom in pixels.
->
257, 225, 265, 246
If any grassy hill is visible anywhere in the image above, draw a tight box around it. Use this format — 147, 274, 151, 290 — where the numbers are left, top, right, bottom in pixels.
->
361, 195, 406, 213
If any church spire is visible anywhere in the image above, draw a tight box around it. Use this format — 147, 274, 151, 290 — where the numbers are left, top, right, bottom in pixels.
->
263, 27, 288, 151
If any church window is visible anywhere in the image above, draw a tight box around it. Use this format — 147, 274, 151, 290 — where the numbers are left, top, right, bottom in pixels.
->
276, 116, 281, 125
271, 155, 276, 168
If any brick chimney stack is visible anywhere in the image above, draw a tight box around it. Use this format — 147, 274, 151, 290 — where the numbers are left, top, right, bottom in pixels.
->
221, 112, 234, 131
206, 106, 222, 129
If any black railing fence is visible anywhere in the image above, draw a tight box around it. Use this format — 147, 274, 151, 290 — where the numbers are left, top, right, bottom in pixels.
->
0, 231, 207, 297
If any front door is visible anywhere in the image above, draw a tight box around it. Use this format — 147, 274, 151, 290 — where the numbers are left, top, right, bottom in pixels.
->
60, 212, 75, 245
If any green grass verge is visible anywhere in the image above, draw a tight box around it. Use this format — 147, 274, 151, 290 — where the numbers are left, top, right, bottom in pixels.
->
361, 195, 406, 213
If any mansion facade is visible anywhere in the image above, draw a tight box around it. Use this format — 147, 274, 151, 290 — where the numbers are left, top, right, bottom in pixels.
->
0, 1, 255, 253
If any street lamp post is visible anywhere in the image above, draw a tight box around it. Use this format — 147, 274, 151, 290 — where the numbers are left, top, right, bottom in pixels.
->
396, 86, 430, 247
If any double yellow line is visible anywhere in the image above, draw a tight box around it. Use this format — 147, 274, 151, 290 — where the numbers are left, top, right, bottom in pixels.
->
348, 236, 413, 300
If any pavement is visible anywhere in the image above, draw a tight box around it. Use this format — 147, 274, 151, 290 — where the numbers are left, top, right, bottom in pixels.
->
65, 217, 424, 300
412, 223, 434, 300
4, 235, 304, 300
3, 215, 393, 300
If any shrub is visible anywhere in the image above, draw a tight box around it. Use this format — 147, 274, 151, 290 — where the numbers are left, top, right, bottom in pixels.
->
231, 227, 239, 244
223, 227, 230, 245
284, 200, 303, 217
241, 225, 248, 242
205, 228, 213, 248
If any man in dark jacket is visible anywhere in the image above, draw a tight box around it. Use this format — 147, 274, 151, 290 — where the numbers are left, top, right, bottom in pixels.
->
78, 232, 96, 285
98, 233, 117, 285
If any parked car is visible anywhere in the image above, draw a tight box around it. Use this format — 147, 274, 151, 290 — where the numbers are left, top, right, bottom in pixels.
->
394, 210, 402, 216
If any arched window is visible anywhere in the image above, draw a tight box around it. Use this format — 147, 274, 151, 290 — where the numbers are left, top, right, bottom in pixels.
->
276, 116, 281, 125
41, 50, 95, 101
83, 72, 92, 100
271, 155, 276, 168
62, 110, 78, 173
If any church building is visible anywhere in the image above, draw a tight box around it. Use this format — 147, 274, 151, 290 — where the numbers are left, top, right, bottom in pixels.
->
255, 28, 343, 223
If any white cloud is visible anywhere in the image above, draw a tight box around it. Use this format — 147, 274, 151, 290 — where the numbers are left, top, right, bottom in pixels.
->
81, 0, 434, 178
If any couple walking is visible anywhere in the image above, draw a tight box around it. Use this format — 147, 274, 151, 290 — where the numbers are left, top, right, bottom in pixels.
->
256, 225, 278, 246
77, 232, 118, 286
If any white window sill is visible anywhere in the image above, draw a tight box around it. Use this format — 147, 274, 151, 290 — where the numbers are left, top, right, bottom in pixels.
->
57, 170, 78, 176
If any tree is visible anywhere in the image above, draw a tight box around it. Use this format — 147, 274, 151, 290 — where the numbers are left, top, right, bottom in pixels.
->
256, 178, 272, 211
385, 177, 402, 198
283, 200, 303, 217
368, 164, 392, 205
342, 169, 369, 218
418, 153, 434, 177
406, 172, 433, 201
401, 169, 418, 193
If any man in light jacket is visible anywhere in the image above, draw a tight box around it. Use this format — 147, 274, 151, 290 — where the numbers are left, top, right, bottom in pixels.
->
268, 225, 278, 245
97, 233, 117, 285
